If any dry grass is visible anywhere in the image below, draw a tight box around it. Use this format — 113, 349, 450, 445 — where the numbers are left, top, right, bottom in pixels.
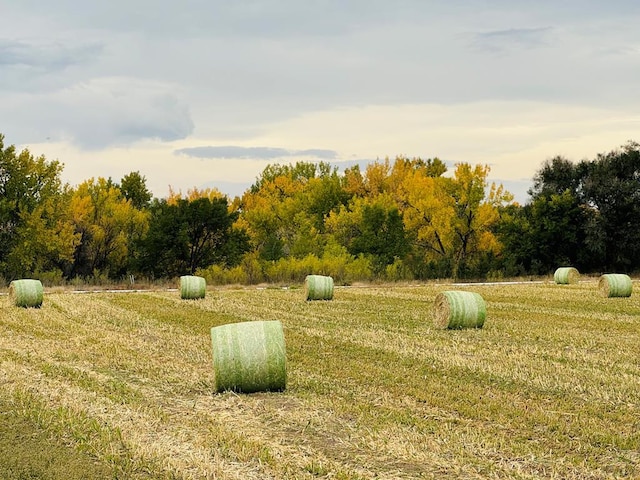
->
0, 281, 639, 479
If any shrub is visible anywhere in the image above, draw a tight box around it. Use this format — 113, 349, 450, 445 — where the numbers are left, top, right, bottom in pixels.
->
345, 254, 374, 283
384, 258, 413, 282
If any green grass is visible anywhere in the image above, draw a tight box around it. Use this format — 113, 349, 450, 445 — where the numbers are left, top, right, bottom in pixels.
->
0, 396, 117, 480
0, 281, 638, 478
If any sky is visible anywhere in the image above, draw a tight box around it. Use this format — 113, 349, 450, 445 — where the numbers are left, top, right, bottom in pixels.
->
2, 1, 640, 204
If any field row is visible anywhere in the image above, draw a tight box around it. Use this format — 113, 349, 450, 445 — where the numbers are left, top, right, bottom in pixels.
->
0, 280, 638, 479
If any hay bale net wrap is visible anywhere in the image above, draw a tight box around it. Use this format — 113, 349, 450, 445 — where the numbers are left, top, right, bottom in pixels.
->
434, 290, 486, 329
9, 279, 44, 308
554, 267, 580, 284
180, 275, 206, 299
599, 274, 633, 298
304, 275, 334, 300
211, 320, 286, 393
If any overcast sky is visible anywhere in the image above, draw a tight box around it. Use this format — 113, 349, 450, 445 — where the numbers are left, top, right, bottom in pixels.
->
2, 1, 639, 203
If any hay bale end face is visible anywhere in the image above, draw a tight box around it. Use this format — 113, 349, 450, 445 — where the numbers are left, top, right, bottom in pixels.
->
211, 320, 286, 393
554, 267, 580, 284
9, 279, 44, 308
599, 274, 632, 298
180, 275, 206, 299
304, 275, 334, 300
434, 290, 486, 329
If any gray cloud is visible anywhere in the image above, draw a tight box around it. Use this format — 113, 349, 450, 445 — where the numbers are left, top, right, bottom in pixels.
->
0, 39, 102, 69
2, 0, 640, 163
4, 0, 432, 39
176, 146, 338, 160
471, 27, 554, 54
20, 0, 637, 43
4, 0, 640, 134
7, 77, 194, 149
0, 39, 104, 94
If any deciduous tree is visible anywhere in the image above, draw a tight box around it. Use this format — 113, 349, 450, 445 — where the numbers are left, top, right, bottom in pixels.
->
120, 171, 152, 209
326, 195, 409, 273
69, 178, 149, 278
448, 163, 512, 278
138, 196, 247, 277
0, 134, 66, 278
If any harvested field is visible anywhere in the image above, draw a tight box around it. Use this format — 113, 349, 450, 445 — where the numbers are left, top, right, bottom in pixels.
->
0, 281, 638, 479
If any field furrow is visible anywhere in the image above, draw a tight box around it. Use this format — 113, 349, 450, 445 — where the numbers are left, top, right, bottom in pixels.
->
0, 281, 638, 479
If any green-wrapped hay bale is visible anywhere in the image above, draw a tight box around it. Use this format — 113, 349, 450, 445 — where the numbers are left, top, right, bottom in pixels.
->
434, 290, 486, 329
554, 266, 580, 285
9, 279, 44, 308
211, 320, 286, 393
599, 274, 632, 298
304, 274, 334, 300
180, 275, 206, 299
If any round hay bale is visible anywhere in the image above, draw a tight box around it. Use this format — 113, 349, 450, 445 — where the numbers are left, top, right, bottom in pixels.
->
211, 320, 286, 393
599, 274, 632, 298
434, 290, 486, 329
180, 275, 206, 299
9, 279, 43, 308
304, 275, 334, 300
554, 267, 580, 284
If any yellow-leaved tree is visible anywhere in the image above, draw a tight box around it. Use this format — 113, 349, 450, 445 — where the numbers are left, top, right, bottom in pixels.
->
6, 192, 80, 280
237, 162, 346, 261
167, 186, 227, 205
396, 167, 455, 260
393, 160, 513, 278
447, 163, 514, 278
68, 177, 149, 278
237, 172, 306, 260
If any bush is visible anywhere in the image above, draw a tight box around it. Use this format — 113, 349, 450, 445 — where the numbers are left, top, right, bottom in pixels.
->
241, 252, 265, 284
34, 269, 64, 287
345, 254, 374, 283
198, 265, 248, 285
193, 249, 409, 286
264, 255, 322, 284
384, 258, 413, 282
318, 244, 351, 284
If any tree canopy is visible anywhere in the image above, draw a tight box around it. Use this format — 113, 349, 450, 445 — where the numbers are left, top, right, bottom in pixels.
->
1, 132, 639, 285
137, 196, 247, 278
501, 141, 640, 274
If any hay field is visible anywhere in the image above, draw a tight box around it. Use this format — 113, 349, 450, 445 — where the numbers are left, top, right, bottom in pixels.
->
0, 281, 639, 479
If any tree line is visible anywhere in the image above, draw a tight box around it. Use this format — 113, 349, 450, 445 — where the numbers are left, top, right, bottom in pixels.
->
1, 132, 638, 285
